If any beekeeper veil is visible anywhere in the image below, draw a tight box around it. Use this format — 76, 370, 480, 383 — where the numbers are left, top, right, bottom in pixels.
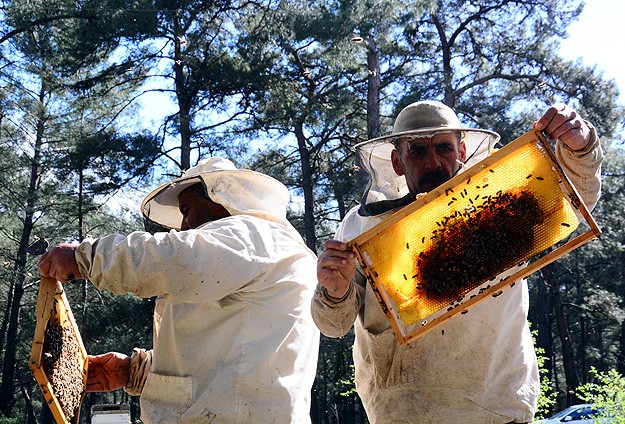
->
141, 157, 290, 230
356, 101, 501, 204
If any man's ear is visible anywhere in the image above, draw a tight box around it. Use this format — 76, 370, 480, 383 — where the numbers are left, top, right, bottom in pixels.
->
459, 141, 467, 162
391, 149, 405, 176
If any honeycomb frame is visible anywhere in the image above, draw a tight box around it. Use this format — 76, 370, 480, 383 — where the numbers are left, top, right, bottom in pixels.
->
349, 130, 601, 345
30, 277, 88, 424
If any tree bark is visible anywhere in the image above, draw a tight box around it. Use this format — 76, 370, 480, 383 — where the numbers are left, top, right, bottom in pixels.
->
295, 121, 317, 252
618, 320, 625, 375
0, 280, 26, 415
0, 82, 44, 415
535, 276, 554, 380
366, 36, 381, 141
543, 266, 581, 405
580, 315, 587, 383
20, 378, 37, 424
356, 35, 382, 202
431, 13, 455, 107
173, 10, 192, 171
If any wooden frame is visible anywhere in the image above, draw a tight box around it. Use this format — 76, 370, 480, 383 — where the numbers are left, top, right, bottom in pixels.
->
349, 130, 601, 345
30, 277, 88, 424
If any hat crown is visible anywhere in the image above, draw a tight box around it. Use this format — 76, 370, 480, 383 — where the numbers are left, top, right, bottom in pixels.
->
392, 101, 460, 134
141, 156, 291, 230
184, 157, 236, 177
355, 100, 500, 205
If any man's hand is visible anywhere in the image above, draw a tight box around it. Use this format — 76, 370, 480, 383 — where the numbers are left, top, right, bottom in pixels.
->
533, 103, 591, 151
86, 352, 131, 392
317, 240, 356, 299
38, 243, 82, 282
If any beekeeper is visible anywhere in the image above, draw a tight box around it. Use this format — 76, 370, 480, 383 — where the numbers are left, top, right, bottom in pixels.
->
39, 157, 320, 423
311, 101, 603, 424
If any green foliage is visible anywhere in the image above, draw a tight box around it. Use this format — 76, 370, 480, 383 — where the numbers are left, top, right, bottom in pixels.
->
576, 367, 625, 422
1, 0, 624, 421
339, 365, 357, 397
531, 326, 557, 418
535, 343, 557, 418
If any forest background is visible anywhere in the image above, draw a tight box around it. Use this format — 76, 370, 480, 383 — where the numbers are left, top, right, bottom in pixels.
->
1, 0, 624, 422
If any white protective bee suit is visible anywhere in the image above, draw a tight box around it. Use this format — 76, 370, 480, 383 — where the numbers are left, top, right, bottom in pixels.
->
76, 158, 320, 424
311, 101, 603, 424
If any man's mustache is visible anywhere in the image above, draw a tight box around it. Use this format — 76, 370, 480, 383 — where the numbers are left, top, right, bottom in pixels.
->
419, 170, 450, 186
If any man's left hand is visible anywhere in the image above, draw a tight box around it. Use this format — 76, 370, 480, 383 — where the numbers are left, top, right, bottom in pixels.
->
533, 103, 591, 151
38, 243, 82, 282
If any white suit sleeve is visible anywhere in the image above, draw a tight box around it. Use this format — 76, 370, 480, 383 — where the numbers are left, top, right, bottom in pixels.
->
555, 122, 604, 212
75, 216, 286, 302
311, 208, 367, 337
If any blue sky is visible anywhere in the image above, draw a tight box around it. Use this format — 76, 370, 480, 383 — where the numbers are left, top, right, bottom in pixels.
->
117, 1, 625, 212
137, 0, 625, 135
560, 0, 625, 104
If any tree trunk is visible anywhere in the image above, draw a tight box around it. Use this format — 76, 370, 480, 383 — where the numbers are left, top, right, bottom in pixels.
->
294, 121, 317, 252
310, 344, 326, 423
535, 276, 554, 380
0, 83, 44, 415
580, 315, 587, 383
618, 320, 625, 375
355, 34, 382, 203
543, 266, 581, 404
366, 36, 381, 141
0, 278, 26, 414
597, 325, 606, 372
78, 169, 91, 335
40, 401, 54, 423
20, 378, 37, 424
552, 349, 560, 399
173, 11, 192, 171
431, 13, 455, 107
0, 280, 15, 376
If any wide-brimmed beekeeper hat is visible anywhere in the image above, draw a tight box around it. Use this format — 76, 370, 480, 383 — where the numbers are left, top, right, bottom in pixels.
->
141, 157, 290, 230
355, 100, 501, 204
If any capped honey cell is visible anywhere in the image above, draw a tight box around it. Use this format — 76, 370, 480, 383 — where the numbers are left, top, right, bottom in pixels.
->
415, 190, 543, 304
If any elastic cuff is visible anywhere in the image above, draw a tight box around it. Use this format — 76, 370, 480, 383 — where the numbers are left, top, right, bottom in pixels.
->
75, 238, 98, 282
317, 282, 353, 303
124, 348, 152, 396
560, 120, 598, 155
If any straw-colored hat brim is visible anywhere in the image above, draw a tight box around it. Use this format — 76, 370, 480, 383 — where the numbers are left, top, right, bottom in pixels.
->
354, 127, 500, 158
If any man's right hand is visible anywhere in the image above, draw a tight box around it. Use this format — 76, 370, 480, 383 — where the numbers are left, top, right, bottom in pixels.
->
38, 243, 82, 282
317, 240, 356, 299
86, 352, 131, 392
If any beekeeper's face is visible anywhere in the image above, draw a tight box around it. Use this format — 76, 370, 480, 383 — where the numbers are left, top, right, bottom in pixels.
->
178, 184, 230, 230
391, 131, 466, 197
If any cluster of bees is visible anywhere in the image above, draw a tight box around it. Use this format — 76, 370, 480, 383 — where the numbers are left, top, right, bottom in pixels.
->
415, 189, 544, 303
42, 322, 84, 421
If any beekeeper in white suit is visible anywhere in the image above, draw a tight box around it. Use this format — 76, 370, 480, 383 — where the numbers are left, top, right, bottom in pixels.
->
39, 157, 320, 423
312, 100, 603, 424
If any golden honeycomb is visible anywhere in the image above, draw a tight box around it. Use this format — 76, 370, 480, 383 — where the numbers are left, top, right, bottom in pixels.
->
350, 130, 598, 342
30, 278, 88, 424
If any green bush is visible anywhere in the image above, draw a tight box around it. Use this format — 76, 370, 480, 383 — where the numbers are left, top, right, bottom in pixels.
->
576, 367, 625, 423
0, 417, 22, 424
533, 329, 557, 419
